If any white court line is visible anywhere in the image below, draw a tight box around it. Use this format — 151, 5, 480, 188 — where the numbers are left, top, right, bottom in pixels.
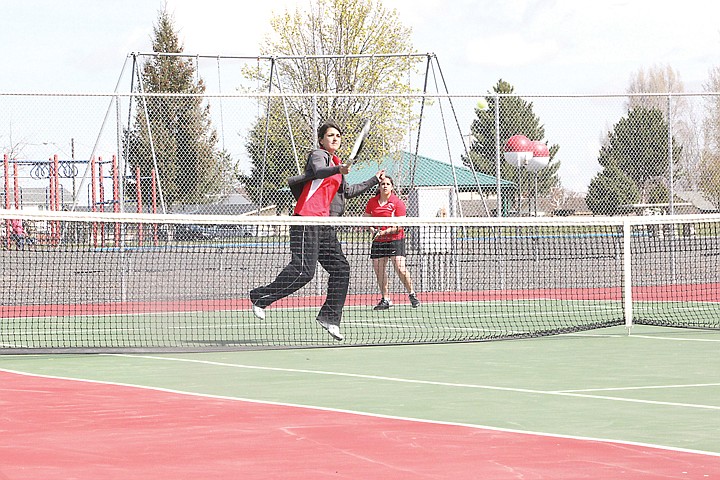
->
629, 334, 720, 342
110, 354, 720, 411
559, 383, 720, 393
2, 366, 718, 459
566, 333, 626, 338
571, 332, 720, 342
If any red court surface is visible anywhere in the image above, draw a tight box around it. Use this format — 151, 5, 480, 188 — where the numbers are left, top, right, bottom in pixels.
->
1, 369, 718, 479
3, 283, 717, 319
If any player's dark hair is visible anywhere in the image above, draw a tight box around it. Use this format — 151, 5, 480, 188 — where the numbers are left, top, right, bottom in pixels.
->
375, 175, 394, 196
318, 121, 343, 140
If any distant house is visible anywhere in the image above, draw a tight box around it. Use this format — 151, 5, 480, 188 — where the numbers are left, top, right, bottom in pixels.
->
537, 195, 591, 217
170, 187, 262, 216
0, 186, 72, 211
617, 191, 718, 216
675, 191, 718, 214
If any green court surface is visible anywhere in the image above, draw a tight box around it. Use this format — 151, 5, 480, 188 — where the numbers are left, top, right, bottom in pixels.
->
2, 325, 719, 455
1, 299, 628, 349
4, 298, 720, 349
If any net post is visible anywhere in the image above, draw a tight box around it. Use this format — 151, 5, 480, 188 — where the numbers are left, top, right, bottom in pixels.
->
622, 219, 633, 334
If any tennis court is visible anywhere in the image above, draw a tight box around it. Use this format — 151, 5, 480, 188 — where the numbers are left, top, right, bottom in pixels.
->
2, 324, 719, 479
2, 212, 720, 477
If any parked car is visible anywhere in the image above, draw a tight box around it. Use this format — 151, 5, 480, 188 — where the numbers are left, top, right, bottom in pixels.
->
215, 224, 254, 238
174, 224, 218, 241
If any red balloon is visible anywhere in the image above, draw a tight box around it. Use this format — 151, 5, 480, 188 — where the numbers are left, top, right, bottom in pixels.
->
527, 140, 550, 172
531, 140, 549, 158
504, 135, 533, 167
504, 134, 532, 153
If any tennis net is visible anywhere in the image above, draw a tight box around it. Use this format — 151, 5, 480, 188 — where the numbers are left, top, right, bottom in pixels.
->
1, 210, 719, 352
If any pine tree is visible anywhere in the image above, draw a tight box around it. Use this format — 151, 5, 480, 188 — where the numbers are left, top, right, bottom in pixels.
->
586, 164, 639, 215
124, 8, 226, 209
699, 66, 720, 209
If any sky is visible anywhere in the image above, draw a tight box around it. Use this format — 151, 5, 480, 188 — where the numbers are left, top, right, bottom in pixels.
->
1, 0, 719, 193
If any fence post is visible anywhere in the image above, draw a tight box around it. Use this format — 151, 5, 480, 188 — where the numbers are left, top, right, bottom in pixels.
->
667, 94, 675, 216
494, 93, 501, 217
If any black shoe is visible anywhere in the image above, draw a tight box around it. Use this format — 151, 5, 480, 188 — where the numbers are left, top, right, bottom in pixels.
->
373, 298, 392, 310
409, 293, 420, 308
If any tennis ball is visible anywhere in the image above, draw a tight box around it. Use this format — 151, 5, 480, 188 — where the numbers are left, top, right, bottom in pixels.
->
476, 98, 489, 111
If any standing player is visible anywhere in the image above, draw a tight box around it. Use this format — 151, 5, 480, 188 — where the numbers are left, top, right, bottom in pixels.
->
250, 121, 384, 341
365, 176, 420, 310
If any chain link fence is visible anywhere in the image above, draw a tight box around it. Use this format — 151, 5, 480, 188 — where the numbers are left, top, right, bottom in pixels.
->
1, 90, 719, 219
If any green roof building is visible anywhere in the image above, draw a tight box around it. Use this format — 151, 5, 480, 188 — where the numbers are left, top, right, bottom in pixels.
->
346, 151, 514, 191
346, 151, 516, 216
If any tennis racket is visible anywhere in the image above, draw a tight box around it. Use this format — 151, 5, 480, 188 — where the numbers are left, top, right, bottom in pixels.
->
346, 119, 371, 165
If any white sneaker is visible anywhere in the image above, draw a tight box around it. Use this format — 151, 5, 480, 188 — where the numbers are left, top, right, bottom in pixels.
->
251, 304, 265, 320
316, 318, 344, 341
327, 324, 344, 341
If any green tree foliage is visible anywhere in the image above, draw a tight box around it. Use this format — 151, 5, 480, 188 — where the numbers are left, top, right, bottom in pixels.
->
587, 106, 682, 214
599, 106, 681, 199
586, 164, 639, 215
244, 103, 304, 213
465, 79, 560, 211
242, 0, 417, 208
699, 153, 720, 209
627, 65, 709, 198
124, 9, 228, 208
700, 66, 720, 209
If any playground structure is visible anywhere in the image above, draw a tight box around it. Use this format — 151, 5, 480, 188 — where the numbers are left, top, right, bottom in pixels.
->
108, 52, 497, 218
2, 153, 160, 247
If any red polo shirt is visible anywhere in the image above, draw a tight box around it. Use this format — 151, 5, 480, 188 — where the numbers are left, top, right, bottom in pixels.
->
365, 193, 406, 241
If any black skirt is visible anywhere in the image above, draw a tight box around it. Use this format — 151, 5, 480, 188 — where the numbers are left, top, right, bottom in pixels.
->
370, 238, 406, 259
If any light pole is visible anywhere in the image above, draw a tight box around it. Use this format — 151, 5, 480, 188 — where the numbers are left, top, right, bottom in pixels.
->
504, 135, 533, 215
528, 141, 550, 216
